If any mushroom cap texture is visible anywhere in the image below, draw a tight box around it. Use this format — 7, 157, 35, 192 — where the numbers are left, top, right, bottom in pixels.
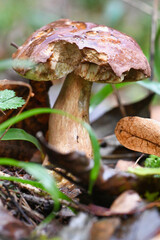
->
13, 19, 151, 83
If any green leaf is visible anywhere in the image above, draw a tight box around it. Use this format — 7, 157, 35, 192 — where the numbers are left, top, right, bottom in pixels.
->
137, 80, 160, 95
0, 89, 15, 100
144, 155, 160, 168
0, 89, 25, 110
103, 0, 125, 25
89, 82, 132, 113
0, 58, 35, 71
128, 166, 160, 176
83, 122, 100, 193
0, 108, 100, 192
0, 128, 42, 152
0, 59, 12, 71
0, 175, 44, 189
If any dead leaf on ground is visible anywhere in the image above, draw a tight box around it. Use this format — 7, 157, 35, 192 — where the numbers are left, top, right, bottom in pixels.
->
115, 160, 138, 171
0, 201, 32, 240
81, 190, 142, 216
0, 140, 37, 161
91, 93, 154, 138
90, 218, 120, 240
115, 116, 160, 157
92, 93, 154, 163
111, 208, 160, 240
37, 133, 160, 202
59, 213, 94, 240
0, 79, 51, 161
15, 80, 51, 136
0, 79, 51, 136
99, 134, 138, 167
110, 190, 142, 214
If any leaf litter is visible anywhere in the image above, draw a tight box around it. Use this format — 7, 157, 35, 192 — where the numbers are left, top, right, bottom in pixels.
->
0, 84, 160, 239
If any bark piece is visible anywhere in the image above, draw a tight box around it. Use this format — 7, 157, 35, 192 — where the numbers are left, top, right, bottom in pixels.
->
115, 116, 160, 157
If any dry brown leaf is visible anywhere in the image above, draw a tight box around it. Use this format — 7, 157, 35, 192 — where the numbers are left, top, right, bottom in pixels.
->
110, 190, 142, 214
115, 116, 160, 157
90, 218, 120, 240
115, 160, 136, 171
37, 133, 160, 199
0, 204, 32, 240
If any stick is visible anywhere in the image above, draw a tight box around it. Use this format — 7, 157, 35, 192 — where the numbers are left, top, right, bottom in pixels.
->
123, 0, 160, 19
150, 0, 159, 80
112, 84, 127, 117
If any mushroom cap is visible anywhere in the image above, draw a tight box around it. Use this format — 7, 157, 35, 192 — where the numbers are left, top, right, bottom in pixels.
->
13, 19, 151, 83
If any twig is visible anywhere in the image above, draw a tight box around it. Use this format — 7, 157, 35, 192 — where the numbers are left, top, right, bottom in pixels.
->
3, 183, 33, 225
0, 170, 42, 194
134, 153, 145, 166
0, 109, 6, 115
10, 42, 19, 49
0, 80, 33, 140
112, 84, 127, 117
150, 0, 159, 80
123, 0, 160, 19
22, 193, 54, 206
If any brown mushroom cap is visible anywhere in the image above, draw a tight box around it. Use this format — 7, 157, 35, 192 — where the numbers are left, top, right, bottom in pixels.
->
13, 19, 151, 83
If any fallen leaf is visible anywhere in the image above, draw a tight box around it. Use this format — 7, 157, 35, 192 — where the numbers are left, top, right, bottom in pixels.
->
0, 140, 37, 161
91, 93, 154, 138
115, 116, 160, 157
59, 213, 94, 240
0, 204, 32, 240
90, 218, 120, 240
115, 160, 138, 171
37, 133, 160, 202
111, 208, 160, 240
110, 190, 142, 214
13, 80, 51, 136
0, 79, 51, 161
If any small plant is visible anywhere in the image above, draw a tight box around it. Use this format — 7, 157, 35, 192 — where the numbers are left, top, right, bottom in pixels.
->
0, 89, 25, 111
145, 155, 160, 168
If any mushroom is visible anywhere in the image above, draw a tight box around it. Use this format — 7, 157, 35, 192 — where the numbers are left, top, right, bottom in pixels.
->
12, 19, 151, 162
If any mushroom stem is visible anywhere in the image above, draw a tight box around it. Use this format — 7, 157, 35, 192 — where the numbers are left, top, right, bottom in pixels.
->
48, 72, 93, 158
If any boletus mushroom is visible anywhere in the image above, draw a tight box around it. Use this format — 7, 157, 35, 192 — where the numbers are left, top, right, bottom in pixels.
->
12, 19, 151, 162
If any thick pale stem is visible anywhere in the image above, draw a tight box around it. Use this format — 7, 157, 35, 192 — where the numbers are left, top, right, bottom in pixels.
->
48, 72, 93, 158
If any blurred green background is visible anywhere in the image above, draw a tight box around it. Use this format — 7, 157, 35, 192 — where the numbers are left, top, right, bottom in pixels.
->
0, 0, 152, 59
0, 0, 159, 119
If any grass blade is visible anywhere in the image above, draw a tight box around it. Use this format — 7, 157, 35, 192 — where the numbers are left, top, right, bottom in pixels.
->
0, 128, 42, 151
89, 82, 132, 113
0, 108, 100, 192
0, 158, 60, 210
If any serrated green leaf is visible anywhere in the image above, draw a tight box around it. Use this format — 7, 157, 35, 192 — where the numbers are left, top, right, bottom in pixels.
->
0, 89, 25, 110
0, 89, 15, 100
0, 128, 42, 152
